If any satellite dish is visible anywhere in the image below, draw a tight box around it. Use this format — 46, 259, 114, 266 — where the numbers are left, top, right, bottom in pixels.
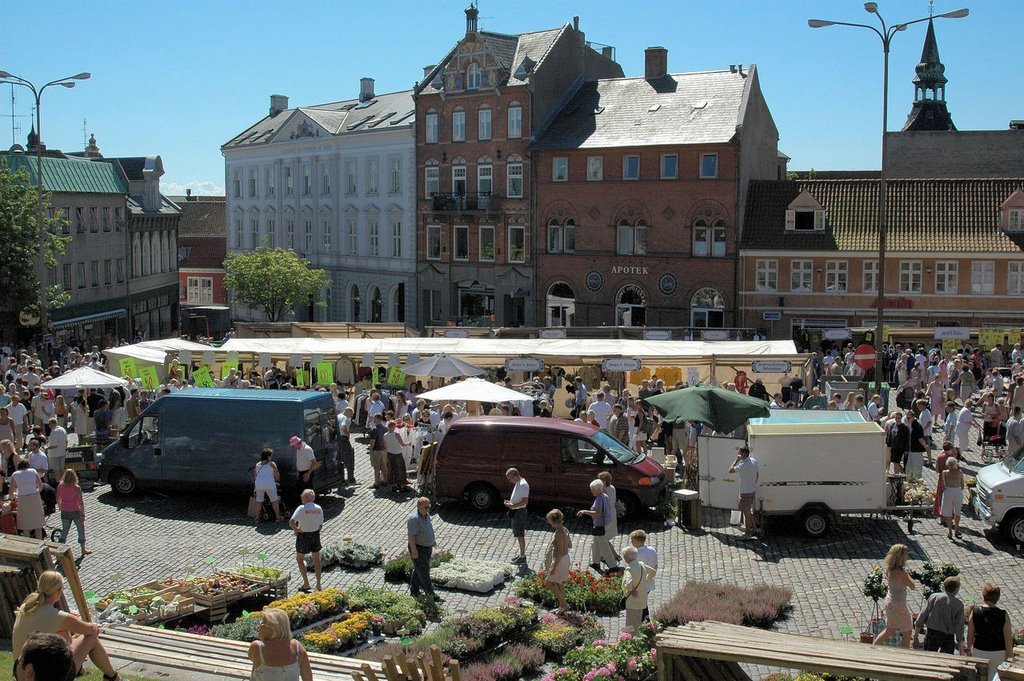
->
19, 307, 40, 327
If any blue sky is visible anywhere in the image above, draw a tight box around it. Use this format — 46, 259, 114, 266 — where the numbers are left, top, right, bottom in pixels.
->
2, 1, 1019, 195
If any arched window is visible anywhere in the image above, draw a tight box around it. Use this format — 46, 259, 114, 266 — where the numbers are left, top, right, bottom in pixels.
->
615, 284, 646, 327
132, 235, 141, 278
370, 286, 383, 323
693, 217, 727, 258
142, 233, 151, 276
323, 284, 333, 322
546, 282, 575, 327
350, 284, 361, 322
467, 63, 482, 90
616, 219, 646, 255
548, 218, 575, 253
690, 287, 725, 328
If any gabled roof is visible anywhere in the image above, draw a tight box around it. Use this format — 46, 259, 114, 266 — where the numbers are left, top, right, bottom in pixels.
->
0, 153, 127, 194
223, 89, 414, 149
169, 196, 227, 237
741, 178, 1024, 253
530, 69, 749, 150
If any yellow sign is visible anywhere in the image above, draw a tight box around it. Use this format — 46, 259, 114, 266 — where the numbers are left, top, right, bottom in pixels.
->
220, 361, 238, 379
979, 329, 1004, 351
193, 366, 216, 388
388, 366, 406, 387
942, 339, 960, 356
882, 325, 892, 343
118, 358, 138, 379
139, 366, 160, 390
315, 362, 334, 385
1008, 330, 1022, 346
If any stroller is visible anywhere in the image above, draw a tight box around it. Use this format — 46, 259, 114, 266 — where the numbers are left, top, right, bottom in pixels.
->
0, 483, 62, 542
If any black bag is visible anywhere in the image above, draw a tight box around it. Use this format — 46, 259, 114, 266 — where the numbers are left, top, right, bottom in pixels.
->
592, 525, 606, 537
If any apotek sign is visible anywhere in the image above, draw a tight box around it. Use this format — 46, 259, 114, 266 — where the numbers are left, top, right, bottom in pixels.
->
602, 358, 642, 372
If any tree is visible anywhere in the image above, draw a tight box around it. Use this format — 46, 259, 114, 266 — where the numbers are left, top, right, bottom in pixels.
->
224, 243, 329, 322
0, 160, 71, 315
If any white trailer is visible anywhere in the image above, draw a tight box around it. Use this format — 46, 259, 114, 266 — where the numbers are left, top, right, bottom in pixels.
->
698, 411, 907, 536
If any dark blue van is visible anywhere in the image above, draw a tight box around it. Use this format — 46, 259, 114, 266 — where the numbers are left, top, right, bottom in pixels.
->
97, 389, 341, 497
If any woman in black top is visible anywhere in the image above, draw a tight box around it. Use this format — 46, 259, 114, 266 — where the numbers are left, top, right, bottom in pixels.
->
967, 582, 1013, 681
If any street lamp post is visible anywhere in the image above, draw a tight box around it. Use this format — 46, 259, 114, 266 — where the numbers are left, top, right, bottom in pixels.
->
808, 3, 967, 393
0, 70, 90, 335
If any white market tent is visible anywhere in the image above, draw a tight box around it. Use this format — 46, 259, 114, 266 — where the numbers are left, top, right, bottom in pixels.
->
103, 340, 213, 380
42, 366, 128, 390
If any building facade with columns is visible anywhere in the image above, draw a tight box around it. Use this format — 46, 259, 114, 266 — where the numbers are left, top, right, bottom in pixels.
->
413, 7, 622, 328
223, 81, 416, 324
531, 49, 780, 330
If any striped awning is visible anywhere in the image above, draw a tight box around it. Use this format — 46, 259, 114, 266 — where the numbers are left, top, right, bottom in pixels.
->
49, 309, 127, 330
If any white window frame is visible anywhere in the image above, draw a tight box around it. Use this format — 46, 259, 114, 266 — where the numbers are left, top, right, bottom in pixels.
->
712, 225, 726, 258
548, 220, 563, 254
790, 259, 813, 292
266, 167, 275, 197
389, 157, 401, 194
368, 217, 379, 256
346, 160, 357, 194
426, 223, 441, 260
286, 219, 295, 249
699, 153, 718, 179
508, 223, 526, 263
660, 154, 678, 180
477, 164, 492, 196
452, 109, 465, 142
1008, 208, 1024, 231
467, 63, 482, 89
617, 222, 647, 256
934, 261, 959, 295
693, 223, 710, 257
391, 219, 402, 258
863, 260, 878, 293
302, 165, 311, 196
452, 165, 467, 195
506, 162, 523, 198
453, 224, 469, 261
367, 158, 379, 194
251, 218, 260, 249
322, 218, 331, 250
284, 166, 293, 195
425, 165, 440, 197
507, 105, 522, 139
622, 155, 640, 180
755, 259, 778, 292
899, 260, 923, 294
825, 260, 848, 292
971, 261, 995, 295
552, 157, 568, 182
785, 209, 826, 231
347, 217, 357, 255
587, 156, 603, 181
425, 111, 438, 144
187, 276, 214, 304
248, 169, 257, 197
1009, 262, 1024, 295
322, 168, 331, 195
232, 170, 240, 198
267, 218, 275, 246
479, 225, 495, 262
478, 107, 492, 140
304, 220, 313, 253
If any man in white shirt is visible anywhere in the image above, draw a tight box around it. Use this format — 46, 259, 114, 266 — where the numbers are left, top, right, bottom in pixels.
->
289, 489, 325, 592
589, 393, 612, 429
290, 435, 317, 487
336, 407, 355, 484
728, 446, 759, 538
1006, 406, 1024, 453
45, 417, 68, 481
26, 438, 48, 478
504, 468, 530, 564
7, 394, 28, 449
955, 400, 975, 453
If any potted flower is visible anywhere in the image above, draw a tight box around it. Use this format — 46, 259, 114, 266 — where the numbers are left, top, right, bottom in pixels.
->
370, 614, 385, 636
861, 566, 887, 643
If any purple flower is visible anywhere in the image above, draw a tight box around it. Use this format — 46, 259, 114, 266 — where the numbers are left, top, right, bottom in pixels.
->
626, 658, 638, 672
618, 632, 633, 641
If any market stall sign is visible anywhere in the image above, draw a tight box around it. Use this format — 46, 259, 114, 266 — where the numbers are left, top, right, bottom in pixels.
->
933, 326, 970, 340
823, 328, 852, 341
642, 329, 672, 340
505, 357, 544, 372
703, 330, 729, 341
539, 328, 567, 339
602, 358, 642, 372
751, 360, 792, 374
443, 328, 470, 338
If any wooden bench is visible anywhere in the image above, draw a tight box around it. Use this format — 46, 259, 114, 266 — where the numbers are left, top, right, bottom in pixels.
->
102, 624, 381, 680
658, 621, 988, 681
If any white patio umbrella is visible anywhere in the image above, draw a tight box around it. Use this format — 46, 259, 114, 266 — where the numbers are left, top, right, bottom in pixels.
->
42, 366, 129, 390
402, 353, 485, 378
417, 378, 533, 403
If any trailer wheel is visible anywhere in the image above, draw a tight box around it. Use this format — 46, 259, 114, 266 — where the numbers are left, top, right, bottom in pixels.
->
801, 508, 831, 538
1001, 511, 1024, 544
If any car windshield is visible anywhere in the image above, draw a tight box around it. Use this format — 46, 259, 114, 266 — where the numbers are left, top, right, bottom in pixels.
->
591, 430, 642, 465
1004, 444, 1024, 474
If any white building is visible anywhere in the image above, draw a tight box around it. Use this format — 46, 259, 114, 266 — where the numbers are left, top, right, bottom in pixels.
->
222, 79, 416, 324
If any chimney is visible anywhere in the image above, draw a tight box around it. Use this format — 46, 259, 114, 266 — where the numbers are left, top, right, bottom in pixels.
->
573, 16, 579, 31
644, 46, 668, 80
186, 188, 193, 200
601, 46, 614, 60
423, 65, 436, 79
269, 94, 288, 117
465, 3, 478, 34
359, 77, 375, 102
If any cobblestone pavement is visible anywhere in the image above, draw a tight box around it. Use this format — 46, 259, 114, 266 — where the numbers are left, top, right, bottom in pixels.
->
72, 426, 1021, 678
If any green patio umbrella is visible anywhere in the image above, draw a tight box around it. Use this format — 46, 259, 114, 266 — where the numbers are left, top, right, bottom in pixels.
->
642, 384, 770, 433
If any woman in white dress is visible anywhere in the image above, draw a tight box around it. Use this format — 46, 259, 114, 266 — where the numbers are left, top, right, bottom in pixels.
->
69, 397, 88, 437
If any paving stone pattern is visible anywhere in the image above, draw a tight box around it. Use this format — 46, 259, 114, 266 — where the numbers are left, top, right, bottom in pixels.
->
73, 425, 1021, 673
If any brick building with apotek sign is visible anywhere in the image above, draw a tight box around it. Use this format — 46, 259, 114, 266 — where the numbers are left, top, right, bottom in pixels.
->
414, 8, 622, 328
530, 48, 780, 329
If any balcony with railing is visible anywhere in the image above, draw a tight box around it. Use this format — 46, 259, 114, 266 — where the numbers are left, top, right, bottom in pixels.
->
430, 192, 495, 212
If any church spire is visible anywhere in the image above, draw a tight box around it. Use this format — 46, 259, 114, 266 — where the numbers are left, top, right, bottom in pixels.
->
902, 18, 956, 131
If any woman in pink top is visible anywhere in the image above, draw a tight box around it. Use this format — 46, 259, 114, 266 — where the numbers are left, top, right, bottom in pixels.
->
57, 469, 92, 559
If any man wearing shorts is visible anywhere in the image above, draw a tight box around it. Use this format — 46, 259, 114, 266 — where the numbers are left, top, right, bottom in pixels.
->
290, 489, 324, 592
728, 446, 759, 539
368, 414, 388, 488
504, 468, 529, 563
290, 435, 316, 487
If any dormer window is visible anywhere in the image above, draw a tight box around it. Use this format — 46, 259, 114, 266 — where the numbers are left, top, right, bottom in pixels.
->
785, 189, 826, 231
467, 63, 482, 90
1000, 189, 1024, 231
1008, 208, 1024, 231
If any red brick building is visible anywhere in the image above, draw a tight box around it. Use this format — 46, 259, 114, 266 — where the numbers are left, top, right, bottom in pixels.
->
172, 193, 228, 310
531, 49, 780, 329
414, 8, 621, 328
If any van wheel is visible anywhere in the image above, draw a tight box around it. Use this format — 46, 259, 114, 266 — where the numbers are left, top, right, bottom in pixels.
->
1001, 511, 1024, 544
618, 492, 642, 519
800, 508, 830, 538
110, 469, 138, 496
466, 483, 499, 512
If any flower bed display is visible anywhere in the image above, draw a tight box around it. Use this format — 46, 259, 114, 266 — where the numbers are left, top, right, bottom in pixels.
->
348, 585, 430, 634
543, 622, 658, 681
515, 569, 624, 615
652, 581, 792, 628
460, 644, 547, 681
264, 588, 348, 628
301, 611, 375, 653
309, 542, 385, 571
441, 597, 539, 660
383, 549, 453, 582
431, 558, 514, 593
530, 611, 604, 658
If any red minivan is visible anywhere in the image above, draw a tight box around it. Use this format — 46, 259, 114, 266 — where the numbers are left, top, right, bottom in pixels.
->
434, 417, 667, 517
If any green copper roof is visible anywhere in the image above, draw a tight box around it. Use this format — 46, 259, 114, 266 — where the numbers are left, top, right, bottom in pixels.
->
2, 154, 127, 194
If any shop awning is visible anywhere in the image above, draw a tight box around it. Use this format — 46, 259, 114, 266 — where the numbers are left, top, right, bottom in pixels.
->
49, 309, 127, 330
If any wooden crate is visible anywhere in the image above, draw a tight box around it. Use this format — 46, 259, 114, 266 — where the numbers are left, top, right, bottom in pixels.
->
133, 596, 195, 626
221, 569, 290, 600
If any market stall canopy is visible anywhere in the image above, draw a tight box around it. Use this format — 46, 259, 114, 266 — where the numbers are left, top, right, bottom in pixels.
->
42, 367, 128, 390
643, 385, 770, 432
417, 378, 534, 403
103, 340, 213, 380
402, 353, 485, 378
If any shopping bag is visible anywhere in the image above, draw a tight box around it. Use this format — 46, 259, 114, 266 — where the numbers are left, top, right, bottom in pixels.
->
247, 495, 262, 519
729, 510, 743, 526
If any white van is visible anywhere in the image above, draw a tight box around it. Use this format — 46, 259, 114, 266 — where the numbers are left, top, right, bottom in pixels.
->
975, 448, 1024, 542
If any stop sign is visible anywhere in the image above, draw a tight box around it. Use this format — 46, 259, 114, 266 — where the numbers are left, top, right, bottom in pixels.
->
853, 343, 876, 370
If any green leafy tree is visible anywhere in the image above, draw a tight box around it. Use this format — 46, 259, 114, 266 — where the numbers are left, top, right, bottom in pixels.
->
0, 160, 71, 314
224, 242, 328, 321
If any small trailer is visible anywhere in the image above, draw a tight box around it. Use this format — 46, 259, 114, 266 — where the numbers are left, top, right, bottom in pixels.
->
698, 411, 924, 537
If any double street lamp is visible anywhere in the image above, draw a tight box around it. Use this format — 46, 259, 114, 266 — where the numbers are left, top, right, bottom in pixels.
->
808, 3, 967, 392
0, 69, 91, 334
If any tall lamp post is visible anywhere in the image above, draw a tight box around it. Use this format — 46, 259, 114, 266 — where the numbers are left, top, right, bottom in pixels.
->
808, 3, 967, 393
0, 70, 91, 334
